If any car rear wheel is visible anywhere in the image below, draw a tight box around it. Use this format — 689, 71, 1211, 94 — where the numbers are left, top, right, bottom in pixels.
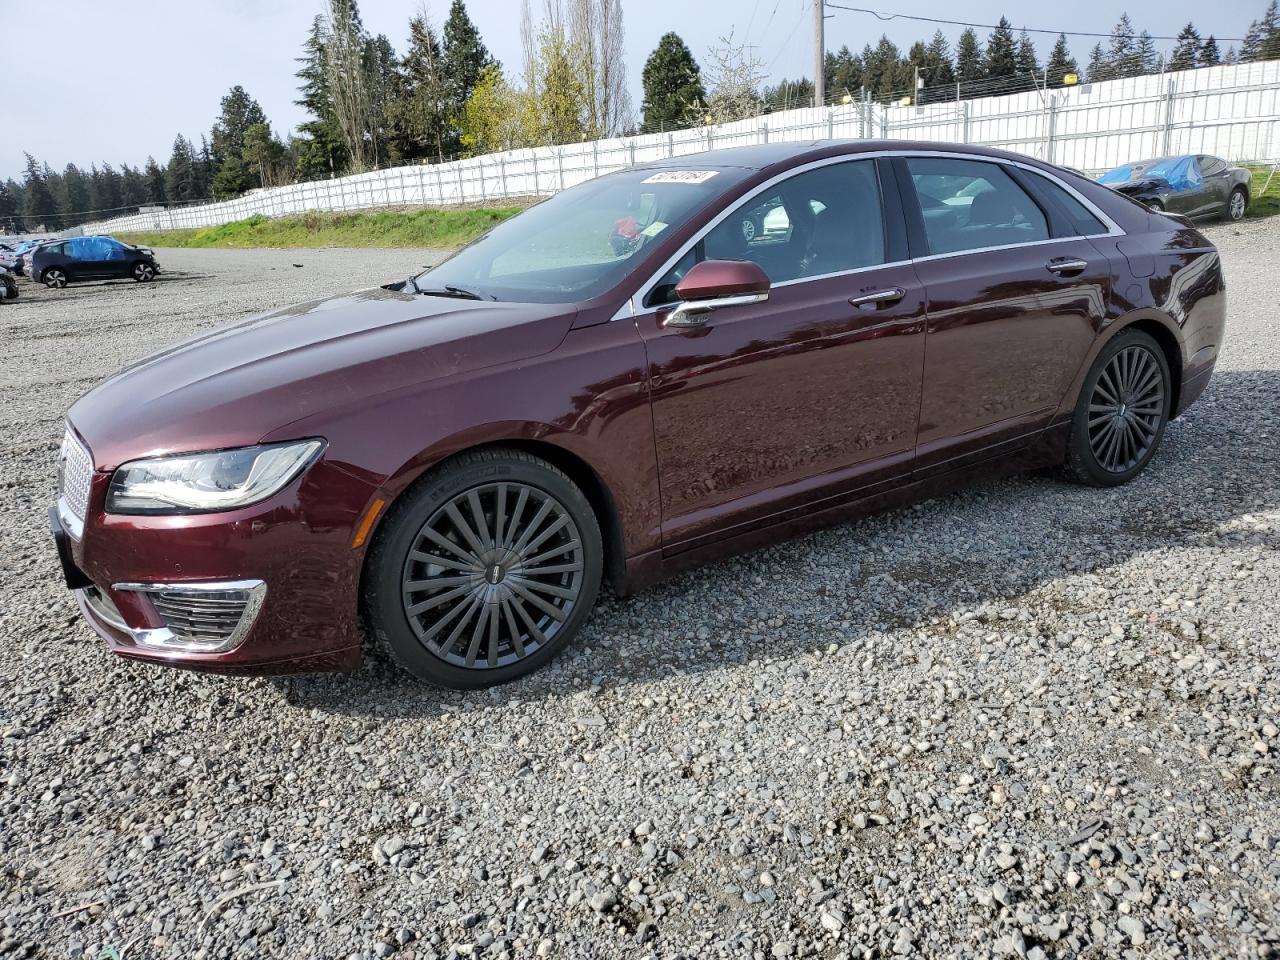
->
1063, 329, 1171, 487
364, 448, 603, 688
132, 262, 156, 282
1226, 187, 1247, 222
1146, 200, 1164, 213
44, 268, 68, 289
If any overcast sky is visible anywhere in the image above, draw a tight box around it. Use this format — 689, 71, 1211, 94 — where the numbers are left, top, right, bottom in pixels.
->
7, 0, 1264, 183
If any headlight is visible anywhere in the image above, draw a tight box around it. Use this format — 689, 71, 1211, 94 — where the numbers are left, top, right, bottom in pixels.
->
106, 440, 324, 514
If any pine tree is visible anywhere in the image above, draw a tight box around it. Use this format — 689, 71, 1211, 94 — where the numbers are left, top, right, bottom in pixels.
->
295, 14, 348, 178
60, 164, 91, 223
396, 13, 451, 160
984, 17, 1017, 82
955, 28, 984, 86
1200, 36, 1221, 65
1045, 34, 1078, 87
863, 35, 907, 100
22, 154, 57, 228
143, 157, 167, 204
364, 33, 400, 166
210, 86, 269, 198
120, 165, 147, 208
640, 32, 706, 131
1242, 1, 1279, 61
1107, 14, 1138, 78
824, 45, 864, 101
1170, 24, 1202, 71
926, 31, 955, 86
441, 0, 495, 127
1086, 43, 1109, 82
1135, 32, 1160, 74
1015, 30, 1040, 89
0, 180, 19, 233
165, 135, 198, 203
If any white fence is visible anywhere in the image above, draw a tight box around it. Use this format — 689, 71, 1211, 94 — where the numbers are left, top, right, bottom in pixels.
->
81, 59, 1280, 236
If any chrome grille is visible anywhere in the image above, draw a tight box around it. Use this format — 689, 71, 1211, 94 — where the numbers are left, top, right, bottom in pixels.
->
150, 590, 253, 645
59, 429, 93, 520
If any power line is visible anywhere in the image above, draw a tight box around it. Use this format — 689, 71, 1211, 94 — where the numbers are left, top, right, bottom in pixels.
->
767, 0, 811, 70
824, 3, 1248, 43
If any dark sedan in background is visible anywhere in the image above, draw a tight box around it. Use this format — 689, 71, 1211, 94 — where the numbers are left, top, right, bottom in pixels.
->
51, 140, 1226, 688
32, 236, 159, 288
1098, 154, 1251, 221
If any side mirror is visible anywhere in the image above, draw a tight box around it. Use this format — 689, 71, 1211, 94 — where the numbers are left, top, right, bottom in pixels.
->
665, 259, 770, 328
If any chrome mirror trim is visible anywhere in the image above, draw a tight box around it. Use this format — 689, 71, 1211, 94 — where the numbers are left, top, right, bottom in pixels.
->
663, 291, 769, 327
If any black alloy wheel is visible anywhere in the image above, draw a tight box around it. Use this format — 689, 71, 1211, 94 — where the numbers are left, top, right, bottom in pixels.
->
44, 268, 68, 289
365, 448, 602, 688
1064, 329, 1171, 486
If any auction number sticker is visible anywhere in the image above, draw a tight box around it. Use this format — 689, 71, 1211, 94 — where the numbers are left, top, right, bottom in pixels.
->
641, 170, 720, 184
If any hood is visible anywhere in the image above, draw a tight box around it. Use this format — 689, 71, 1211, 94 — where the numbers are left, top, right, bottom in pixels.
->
1112, 177, 1165, 195
69, 286, 576, 469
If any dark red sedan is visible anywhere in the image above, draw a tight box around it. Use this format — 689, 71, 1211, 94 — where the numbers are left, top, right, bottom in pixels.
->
50, 141, 1225, 688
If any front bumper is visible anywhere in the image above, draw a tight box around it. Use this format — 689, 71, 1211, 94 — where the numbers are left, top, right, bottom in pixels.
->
49, 451, 377, 674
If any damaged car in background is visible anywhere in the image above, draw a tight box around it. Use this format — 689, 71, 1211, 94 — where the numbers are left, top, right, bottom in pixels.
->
1097, 154, 1251, 221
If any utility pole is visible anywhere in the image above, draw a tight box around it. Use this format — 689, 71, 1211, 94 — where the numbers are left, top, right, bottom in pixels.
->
814, 0, 825, 108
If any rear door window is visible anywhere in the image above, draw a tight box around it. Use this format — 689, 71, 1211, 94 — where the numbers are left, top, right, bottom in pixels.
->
1021, 170, 1109, 237
905, 157, 1049, 255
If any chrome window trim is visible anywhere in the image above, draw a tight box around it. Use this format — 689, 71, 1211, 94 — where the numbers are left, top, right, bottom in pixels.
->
613, 148, 1125, 321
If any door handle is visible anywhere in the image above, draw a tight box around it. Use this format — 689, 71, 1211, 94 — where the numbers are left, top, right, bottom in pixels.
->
848, 286, 905, 307
1046, 258, 1088, 274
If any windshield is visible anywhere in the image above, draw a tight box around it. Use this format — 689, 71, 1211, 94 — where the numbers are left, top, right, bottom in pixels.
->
414, 167, 746, 304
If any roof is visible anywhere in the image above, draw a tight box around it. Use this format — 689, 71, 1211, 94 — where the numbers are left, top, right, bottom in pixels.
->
639, 139, 1064, 174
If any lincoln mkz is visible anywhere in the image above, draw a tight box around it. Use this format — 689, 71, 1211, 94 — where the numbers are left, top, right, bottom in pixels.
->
50, 141, 1225, 687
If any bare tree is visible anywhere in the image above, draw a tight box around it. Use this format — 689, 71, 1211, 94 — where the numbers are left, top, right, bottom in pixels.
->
702, 31, 766, 124
595, 0, 632, 135
325, 0, 374, 172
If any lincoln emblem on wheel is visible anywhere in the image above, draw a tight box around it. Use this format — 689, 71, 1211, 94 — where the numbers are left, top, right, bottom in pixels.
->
50, 141, 1225, 688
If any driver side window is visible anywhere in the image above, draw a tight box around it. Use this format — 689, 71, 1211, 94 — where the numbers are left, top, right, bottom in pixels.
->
646, 160, 886, 306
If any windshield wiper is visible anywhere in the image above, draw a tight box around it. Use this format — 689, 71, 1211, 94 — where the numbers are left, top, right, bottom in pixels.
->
414, 283, 495, 301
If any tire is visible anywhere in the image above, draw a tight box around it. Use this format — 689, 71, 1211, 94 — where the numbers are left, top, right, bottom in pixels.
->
1063, 329, 1172, 487
44, 268, 68, 289
132, 261, 156, 282
363, 448, 603, 688
1146, 200, 1164, 213
1225, 187, 1247, 222
2, 280, 17, 301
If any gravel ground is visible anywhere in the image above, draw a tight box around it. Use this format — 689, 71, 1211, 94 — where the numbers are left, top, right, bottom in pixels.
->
1, 227, 1277, 960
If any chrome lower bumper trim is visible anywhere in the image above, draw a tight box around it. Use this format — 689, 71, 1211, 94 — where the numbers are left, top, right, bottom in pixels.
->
84, 579, 267, 656
56, 496, 84, 541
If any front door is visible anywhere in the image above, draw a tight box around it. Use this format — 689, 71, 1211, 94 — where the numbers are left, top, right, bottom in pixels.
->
898, 155, 1109, 476
637, 159, 926, 552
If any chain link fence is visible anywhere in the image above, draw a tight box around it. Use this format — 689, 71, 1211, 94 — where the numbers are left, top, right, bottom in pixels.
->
79, 59, 1280, 236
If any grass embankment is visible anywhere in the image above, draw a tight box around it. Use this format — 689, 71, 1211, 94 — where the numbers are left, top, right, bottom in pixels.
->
115, 207, 524, 250
1246, 164, 1280, 219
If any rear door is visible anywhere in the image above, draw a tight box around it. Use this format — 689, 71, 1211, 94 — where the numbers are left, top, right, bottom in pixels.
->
1197, 156, 1231, 217
898, 155, 1112, 477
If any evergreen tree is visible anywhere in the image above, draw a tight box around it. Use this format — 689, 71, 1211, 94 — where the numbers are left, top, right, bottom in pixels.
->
1086, 42, 1109, 82
761, 78, 814, 112
395, 12, 451, 161
1170, 23, 1202, 71
143, 157, 167, 204
1015, 30, 1040, 89
165, 135, 198, 203
42, 164, 65, 225
1135, 31, 1160, 74
1200, 36, 1221, 65
0, 180, 19, 233
1107, 14, 1138, 78
21, 154, 57, 228
441, 0, 495, 126
1045, 34, 1078, 87
863, 35, 907, 100
60, 164, 91, 223
210, 85, 268, 198
905, 32, 954, 103
89, 163, 123, 215
1223, 45, 1239, 64
120, 164, 147, 208
1241, 1, 1279, 61
824, 45, 864, 101
196, 137, 215, 198
926, 31, 956, 86
955, 28, 984, 85
984, 17, 1017, 81
295, 14, 348, 178
640, 32, 706, 131
363, 33, 400, 166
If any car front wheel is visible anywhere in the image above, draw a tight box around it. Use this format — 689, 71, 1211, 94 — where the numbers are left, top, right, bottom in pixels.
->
132, 262, 156, 282
1063, 329, 1171, 487
43, 268, 68, 289
364, 448, 603, 688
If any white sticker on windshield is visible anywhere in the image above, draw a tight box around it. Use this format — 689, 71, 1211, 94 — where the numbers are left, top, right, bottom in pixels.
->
641, 220, 669, 238
641, 170, 720, 185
